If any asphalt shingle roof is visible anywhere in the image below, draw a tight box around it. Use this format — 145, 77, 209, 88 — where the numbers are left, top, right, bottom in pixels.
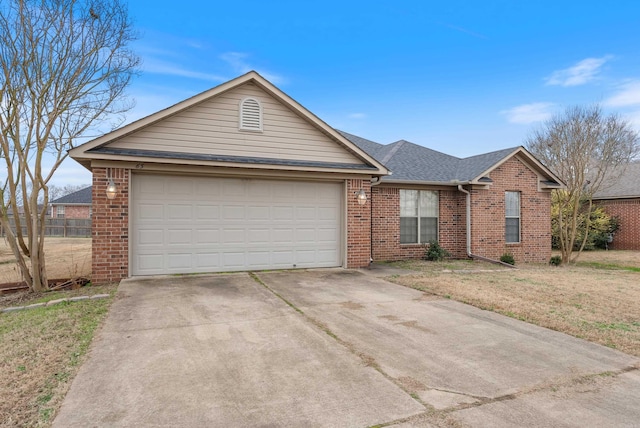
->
50, 186, 92, 205
594, 162, 640, 199
340, 130, 520, 183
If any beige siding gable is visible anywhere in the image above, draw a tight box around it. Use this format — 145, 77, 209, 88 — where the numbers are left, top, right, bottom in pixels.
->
107, 82, 363, 165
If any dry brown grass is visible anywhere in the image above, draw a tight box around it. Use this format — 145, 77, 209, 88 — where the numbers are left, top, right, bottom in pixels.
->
390, 252, 640, 357
0, 237, 91, 284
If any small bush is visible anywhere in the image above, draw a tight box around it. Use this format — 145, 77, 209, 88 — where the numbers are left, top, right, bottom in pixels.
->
500, 253, 515, 265
425, 241, 450, 261
549, 255, 562, 266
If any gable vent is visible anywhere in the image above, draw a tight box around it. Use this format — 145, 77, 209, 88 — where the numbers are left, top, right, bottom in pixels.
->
239, 97, 263, 131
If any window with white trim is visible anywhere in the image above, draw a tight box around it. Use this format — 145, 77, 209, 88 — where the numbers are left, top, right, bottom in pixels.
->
57, 205, 65, 218
239, 97, 263, 131
505, 191, 521, 243
400, 190, 438, 244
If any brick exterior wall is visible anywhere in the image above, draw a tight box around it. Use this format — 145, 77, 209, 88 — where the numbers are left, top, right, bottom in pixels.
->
370, 157, 553, 264
346, 178, 372, 268
469, 157, 551, 263
51, 205, 90, 219
596, 198, 640, 250
371, 187, 467, 261
92, 167, 129, 284
439, 190, 468, 258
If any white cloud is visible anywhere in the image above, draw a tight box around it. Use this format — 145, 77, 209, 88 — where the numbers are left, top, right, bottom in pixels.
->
348, 113, 367, 119
220, 52, 285, 84
604, 80, 640, 107
545, 56, 612, 87
141, 58, 227, 82
501, 102, 555, 124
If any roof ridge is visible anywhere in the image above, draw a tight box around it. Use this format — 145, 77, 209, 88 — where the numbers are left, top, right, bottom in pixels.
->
381, 140, 405, 164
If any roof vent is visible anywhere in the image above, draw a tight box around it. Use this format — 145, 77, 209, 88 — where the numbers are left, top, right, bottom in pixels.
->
239, 97, 262, 131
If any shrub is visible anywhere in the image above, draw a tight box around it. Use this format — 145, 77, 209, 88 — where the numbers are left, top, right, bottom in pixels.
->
500, 253, 515, 265
549, 255, 562, 266
425, 241, 450, 261
551, 192, 620, 251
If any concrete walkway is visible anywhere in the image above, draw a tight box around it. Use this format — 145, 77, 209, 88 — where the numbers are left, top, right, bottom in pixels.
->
54, 270, 640, 427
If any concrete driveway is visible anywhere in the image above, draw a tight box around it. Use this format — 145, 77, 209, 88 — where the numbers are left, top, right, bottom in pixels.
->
54, 269, 640, 427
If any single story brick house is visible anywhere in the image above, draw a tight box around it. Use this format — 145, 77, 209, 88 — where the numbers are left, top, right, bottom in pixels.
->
70, 71, 563, 284
50, 186, 93, 219
593, 162, 640, 250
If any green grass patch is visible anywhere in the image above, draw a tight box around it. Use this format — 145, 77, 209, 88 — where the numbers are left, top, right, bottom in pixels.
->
576, 261, 640, 272
0, 285, 116, 427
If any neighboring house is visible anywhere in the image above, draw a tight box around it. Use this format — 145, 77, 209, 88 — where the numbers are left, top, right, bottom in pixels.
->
593, 162, 640, 250
50, 186, 92, 219
69, 71, 563, 284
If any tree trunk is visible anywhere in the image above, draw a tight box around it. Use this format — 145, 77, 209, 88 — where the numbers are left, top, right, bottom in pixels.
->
0, 215, 33, 287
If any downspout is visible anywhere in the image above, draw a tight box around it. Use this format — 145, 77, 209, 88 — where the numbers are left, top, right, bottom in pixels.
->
457, 185, 472, 257
370, 177, 382, 264
457, 184, 516, 268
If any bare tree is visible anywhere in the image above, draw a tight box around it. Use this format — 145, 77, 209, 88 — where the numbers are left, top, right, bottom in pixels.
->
0, 0, 139, 291
526, 105, 639, 264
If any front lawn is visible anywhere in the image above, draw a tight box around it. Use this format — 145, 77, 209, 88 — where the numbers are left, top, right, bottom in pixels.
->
0, 284, 116, 427
389, 251, 640, 357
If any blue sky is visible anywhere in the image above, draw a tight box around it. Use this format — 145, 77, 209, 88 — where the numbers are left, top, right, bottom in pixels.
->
56, 0, 640, 186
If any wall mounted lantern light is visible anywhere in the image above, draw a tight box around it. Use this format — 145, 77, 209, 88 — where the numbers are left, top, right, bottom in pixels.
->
106, 177, 117, 200
355, 189, 367, 206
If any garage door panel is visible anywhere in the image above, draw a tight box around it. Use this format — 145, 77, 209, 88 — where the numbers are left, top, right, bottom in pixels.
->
223, 229, 245, 243
248, 206, 270, 220
223, 205, 245, 220
138, 204, 164, 220
272, 228, 294, 243
273, 182, 294, 198
138, 229, 164, 245
223, 252, 246, 267
223, 180, 245, 196
318, 230, 339, 244
137, 254, 164, 272
320, 206, 339, 219
296, 228, 316, 243
167, 180, 192, 195
196, 253, 220, 269
272, 207, 294, 220
167, 229, 192, 245
132, 175, 342, 275
249, 229, 270, 243
296, 207, 316, 221
167, 253, 192, 269
196, 229, 220, 243
318, 249, 339, 263
167, 204, 192, 220
195, 205, 219, 220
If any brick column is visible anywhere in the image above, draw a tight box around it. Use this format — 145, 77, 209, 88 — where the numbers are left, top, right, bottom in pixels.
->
92, 167, 129, 284
346, 178, 371, 268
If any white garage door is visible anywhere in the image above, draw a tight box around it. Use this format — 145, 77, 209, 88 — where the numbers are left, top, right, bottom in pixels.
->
131, 174, 343, 275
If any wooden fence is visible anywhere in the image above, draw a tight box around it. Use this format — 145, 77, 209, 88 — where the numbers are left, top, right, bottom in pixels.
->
0, 217, 91, 237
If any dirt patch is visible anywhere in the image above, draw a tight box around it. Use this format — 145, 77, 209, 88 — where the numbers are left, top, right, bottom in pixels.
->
399, 320, 434, 334
339, 301, 365, 310
390, 256, 640, 357
0, 237, 91, 284
378, 314, 400, 321
396, 376, 428, 393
